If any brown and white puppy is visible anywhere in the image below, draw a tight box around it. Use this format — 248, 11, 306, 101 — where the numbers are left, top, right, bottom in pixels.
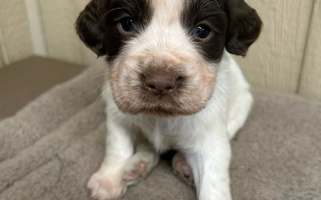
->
76, 0, 262, 199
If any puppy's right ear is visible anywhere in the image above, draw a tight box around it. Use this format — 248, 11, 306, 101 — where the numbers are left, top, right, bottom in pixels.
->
76, 0, 107, 56
225, 0, 262, 56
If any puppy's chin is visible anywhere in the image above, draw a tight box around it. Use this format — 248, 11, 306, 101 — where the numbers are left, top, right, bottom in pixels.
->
116, 103, 206, 118
112, 88, 212, 118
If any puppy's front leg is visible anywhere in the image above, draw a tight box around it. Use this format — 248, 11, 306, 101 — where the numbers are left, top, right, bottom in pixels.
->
87, 117, 134, 200
185, 132, 232, 200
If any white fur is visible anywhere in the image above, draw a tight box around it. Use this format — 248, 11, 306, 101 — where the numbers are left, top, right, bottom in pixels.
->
88, 52, 252, 200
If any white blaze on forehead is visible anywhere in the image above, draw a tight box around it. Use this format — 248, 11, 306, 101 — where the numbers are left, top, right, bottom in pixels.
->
151, 0, 185, 23
131, 0, 198, 62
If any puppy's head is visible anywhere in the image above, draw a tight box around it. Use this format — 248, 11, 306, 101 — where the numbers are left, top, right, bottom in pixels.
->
76, 0, 262, 117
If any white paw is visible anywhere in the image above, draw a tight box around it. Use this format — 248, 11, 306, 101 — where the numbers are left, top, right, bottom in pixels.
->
172, 152, 194, 187
122, 152, 158, 185
87, 170, 127, 200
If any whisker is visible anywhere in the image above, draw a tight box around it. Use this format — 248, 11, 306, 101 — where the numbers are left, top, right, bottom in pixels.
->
91, 83, 105, 95
95, 86, 112, 104
89, 73, 109, 82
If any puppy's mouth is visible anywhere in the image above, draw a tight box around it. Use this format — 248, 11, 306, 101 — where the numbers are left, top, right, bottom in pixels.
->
110, 59, 216, 117
112, 79, 211, 117
116, 94, 204, 117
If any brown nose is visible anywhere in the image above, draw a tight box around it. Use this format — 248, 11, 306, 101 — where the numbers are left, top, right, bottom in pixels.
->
143, 71, 179, 98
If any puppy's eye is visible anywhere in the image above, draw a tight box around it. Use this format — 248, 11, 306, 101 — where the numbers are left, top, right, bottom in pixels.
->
118, 17, 135, 33
194, 25, 212, 40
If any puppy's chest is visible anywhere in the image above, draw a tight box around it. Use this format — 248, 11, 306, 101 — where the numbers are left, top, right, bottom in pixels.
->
133, 117, 185, 152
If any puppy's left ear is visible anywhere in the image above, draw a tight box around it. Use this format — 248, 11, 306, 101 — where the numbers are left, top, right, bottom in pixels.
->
76, 0, 107, 56
225, 0, 262, 56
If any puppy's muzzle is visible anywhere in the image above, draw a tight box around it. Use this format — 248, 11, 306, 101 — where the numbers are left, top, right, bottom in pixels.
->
142, 71, 184, 99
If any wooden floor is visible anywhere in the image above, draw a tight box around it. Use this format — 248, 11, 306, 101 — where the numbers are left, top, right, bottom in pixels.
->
0, 56, 86, 120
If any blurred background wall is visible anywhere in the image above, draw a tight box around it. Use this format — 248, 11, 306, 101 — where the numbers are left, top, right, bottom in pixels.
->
0, 0, 320, 100
0, 0, 34, 66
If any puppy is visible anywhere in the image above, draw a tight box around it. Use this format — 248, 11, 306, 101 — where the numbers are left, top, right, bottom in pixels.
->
76, 0, 262, 199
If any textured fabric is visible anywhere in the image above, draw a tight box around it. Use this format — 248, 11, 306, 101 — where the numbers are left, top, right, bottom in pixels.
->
0, 62, 320, 200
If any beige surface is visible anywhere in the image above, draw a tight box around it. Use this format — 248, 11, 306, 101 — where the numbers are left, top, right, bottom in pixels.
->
0, 51, 3, 67
0, 0, 33, 68
235, 0, 313, 94
299, 0, 321, 100
0, 56, 86, 119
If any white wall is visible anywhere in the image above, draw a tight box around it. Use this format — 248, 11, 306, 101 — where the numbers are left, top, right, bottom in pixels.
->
0, 0, 34, 67
38, 0, 96, 65
299, 0, 321, 100
235, 0, 313, 94
24, 0, 48, 57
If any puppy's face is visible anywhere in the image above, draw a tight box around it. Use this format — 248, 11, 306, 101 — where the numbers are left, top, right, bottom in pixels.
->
76, 0, 262, 116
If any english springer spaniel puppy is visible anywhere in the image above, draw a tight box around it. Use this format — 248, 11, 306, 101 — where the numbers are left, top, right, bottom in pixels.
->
76, 0, 262, 199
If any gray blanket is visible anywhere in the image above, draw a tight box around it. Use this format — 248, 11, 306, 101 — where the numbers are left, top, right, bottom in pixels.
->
1, 63, 321, 200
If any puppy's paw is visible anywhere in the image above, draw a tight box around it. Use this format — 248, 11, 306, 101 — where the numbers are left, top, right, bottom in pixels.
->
122, 152, 157, 185
172, 152, 194, 187
87, 171, 127, 200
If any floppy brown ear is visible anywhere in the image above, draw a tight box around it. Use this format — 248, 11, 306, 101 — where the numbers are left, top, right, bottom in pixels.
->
76, 0, 107, 56
225, 0, 262, 56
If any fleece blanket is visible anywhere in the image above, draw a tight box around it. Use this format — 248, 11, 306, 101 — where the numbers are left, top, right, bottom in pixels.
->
0, 61, 321, 200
